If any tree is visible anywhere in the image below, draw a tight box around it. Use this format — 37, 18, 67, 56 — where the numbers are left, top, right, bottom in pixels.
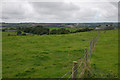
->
17, 30, 22, 35
22, 33, 26, 36
50, 28, 70, 34
50, 29, 57, 34
22, 25, 50, 35
2, 29, 5, 32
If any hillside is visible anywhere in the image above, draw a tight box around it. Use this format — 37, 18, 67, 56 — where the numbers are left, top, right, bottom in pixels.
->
2, 29, 118, 78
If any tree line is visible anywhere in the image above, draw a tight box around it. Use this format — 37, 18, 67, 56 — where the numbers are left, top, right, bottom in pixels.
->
17, 25, 93, 35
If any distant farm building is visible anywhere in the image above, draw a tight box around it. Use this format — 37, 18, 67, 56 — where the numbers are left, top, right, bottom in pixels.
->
95, 24, 115, 30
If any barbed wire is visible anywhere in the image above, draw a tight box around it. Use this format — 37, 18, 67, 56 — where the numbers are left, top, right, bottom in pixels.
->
67, 56, 85, 80
58, 61, 80, 80
59, 31, 99, 79
58, 59, 84, 80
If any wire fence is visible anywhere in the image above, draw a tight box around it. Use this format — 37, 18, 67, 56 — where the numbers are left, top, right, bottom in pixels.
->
59, 31, 99, 80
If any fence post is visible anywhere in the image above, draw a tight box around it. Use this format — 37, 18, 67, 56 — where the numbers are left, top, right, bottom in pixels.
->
85, 48, 89, 77
94, 37, 96, 48
85, 48, 88, 66
94, 37, 97, 47
72, 61, 78, 79
97, 31, 99, 38
92, 38, 94, 49
89, 41, 92, 59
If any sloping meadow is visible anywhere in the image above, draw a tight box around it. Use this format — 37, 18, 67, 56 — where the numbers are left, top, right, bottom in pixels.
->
2, 29, 118, 78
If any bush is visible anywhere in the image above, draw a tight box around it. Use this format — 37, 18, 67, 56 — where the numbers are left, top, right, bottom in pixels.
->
22, 33, 26, 36
50, 28, 70, 34
73, 28, 93, 33
8, 34, 10, 36
50, 29, 58, 34
9, 28, 16, 30
22, 25, 50, 35
2, 29, 5, 32
17, 30, 22, 35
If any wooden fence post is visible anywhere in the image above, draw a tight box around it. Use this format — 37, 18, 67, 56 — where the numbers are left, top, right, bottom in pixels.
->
89, 41, 92, 59
93, 39, 95, 48
72, 61, 78, 79
85, 48, 88, 66
92, 38, 94, 49
97, 31, 99, 38
85, 48, 89, 77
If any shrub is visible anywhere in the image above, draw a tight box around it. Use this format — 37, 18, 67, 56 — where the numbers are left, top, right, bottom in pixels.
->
50, 28, 70, 34
8, 34, 10, 36
73, 28, 93, 33
22, 25, 50, 35
2, 29, 5, 32
17, 30, 22, 35
22, 33, 26, 36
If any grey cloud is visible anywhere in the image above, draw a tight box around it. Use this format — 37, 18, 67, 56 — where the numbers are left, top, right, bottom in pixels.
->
118, 2, 120, 21
1, 1, 118, 23
30, 2, 81, 19
2, 2, 26, 20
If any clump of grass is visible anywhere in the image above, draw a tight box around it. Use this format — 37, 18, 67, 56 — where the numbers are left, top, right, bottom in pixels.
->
15, 68, 35, 77
41, 51, 49, 54
81, 39, 85, 41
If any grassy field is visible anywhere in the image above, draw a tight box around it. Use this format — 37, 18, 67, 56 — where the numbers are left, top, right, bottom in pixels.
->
91, 29, 118, 78
2, 29, 118, 78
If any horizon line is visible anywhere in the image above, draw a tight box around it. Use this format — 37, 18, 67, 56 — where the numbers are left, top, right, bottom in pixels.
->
0, 21, 119, 23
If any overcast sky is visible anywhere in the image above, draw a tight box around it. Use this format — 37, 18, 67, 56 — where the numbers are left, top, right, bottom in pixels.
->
1, 0, 120, 23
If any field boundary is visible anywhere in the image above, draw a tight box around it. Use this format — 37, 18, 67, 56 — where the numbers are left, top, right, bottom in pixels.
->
59, 31, 99, 79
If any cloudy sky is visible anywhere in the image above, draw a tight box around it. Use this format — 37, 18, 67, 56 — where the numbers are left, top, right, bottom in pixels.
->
1, 0, 119, 23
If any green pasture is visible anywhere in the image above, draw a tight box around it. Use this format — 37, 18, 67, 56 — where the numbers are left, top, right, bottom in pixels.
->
91, 29, 118, 78
2, 29, 118, 78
